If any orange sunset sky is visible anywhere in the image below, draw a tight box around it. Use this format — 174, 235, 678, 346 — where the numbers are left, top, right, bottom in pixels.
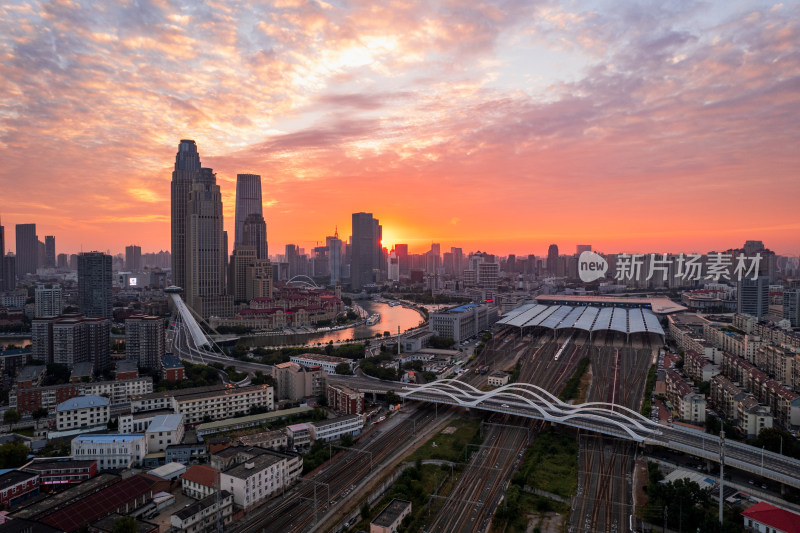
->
1, 1, 799, 258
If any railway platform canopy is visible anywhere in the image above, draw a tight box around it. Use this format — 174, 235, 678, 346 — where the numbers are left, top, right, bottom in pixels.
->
497, 303, 665, 342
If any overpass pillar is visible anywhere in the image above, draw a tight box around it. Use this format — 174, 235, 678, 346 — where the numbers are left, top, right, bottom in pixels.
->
781, 483, 787, 496
372, 392, 377, 403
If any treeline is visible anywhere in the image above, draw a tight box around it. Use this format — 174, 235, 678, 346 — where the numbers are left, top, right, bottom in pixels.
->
559, 357, 590, 402
153, 363, 220, 391
230, 343, 366, 366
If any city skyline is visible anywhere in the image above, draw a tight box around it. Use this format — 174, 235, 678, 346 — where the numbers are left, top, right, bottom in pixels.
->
1, 1, 799, 256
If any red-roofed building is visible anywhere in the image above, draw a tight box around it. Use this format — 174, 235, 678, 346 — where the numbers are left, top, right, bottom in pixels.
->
742, 501, 800, 533
180, 464, 219, 500
38, 474, 157, 533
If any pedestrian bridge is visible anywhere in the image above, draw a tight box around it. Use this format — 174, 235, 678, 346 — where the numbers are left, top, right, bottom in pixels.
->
399, 379, 800, 489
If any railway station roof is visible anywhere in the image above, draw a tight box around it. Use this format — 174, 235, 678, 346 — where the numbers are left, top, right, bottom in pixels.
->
497, 303, 665, 337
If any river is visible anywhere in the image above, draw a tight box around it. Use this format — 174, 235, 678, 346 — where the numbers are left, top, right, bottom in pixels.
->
243, 300, 426, 347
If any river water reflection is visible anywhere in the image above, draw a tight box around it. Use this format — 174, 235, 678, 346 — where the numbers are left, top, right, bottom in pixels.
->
244, 301, 425, 347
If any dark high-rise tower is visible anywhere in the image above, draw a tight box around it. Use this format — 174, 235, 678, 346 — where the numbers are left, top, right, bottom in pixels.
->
350, 212, 382, 290
737, 276, 769, 320
242, 213, 268, 260
15, 223, 38, 275
125, 245, 142, 271
78, 251, 113, 319
234, 174, 265, 249
170, 140, 202, 291
44, 236, 56, 268
547, 244, 559, 275
0, 223, 4, 288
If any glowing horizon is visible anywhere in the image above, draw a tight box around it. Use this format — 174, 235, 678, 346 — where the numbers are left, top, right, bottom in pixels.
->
1, 1, 798, 259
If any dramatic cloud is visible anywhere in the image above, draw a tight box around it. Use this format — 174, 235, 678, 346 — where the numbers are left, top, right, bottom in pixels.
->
0, 0, 798, 256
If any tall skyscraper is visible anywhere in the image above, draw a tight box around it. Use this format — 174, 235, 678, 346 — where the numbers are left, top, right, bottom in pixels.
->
125, 245, 142, 271
242, 213, 268, 260
234, 174, 265, 249
737, 276, 769, 320
15, 223, 38, 275
170, 140, 232, 318
547, 244, 559, 275
170, 139, 202, 292
327, 229, 343, 286
576, 244, 592, 254
57, 253, 68, 269
0, 223, 5, 288
78, 252, 113, 319
44, 236, 56, 268
350, 212, 382, 290
185, 168, 230, 318
125, 315, 165, 370
395, 244, 409, 277
388, 250, 400, 281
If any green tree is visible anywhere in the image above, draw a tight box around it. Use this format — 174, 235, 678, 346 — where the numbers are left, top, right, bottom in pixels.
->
360, 500, 370, 519
111, 516, 137, 533
31, 407, 49, 420
3, 409, 21, 425
335, 362, 354, 375
0, 441, 29, 468
386, 390, 400, 404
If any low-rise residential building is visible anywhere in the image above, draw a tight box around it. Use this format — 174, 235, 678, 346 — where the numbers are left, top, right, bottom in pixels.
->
114, 360, 139, 380
487, 371, 509, 387
119, 409, 177, 434
286, 423, 311, 449
0, 471, 40, 508
327, 384, 365, 415
309, 415, 363, 443
81, 377, 153, 405
737, 396, 774, 437
145, 413, 185, 453
371, 499, 412, 533
181, 465, 219, 500
130, 385, 274, 425
56, 395, 110, 431
9, 381, 82, 414
741, 501, 800, 533
15, 365, 47, 389
216, 447, 302, 510
665, 370, 706, 423
71, 434, 147, 470
272, 361, 326, 401
289, 353, 355, 375
711, 375, 748, 420
161, 353, 184, 382
171, 490, 234, 533
23, 459, 98, 486
683, 350, 720, 383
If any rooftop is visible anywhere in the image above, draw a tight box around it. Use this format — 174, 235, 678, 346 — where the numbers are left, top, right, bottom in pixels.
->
23, 459, 97, 472
0, 470, 38, 489
444, 303, 481, 313
69, 362, 94, 378
114, 360, 138, 373
741, 501, 800, 533
147, 462, 186, 478
146, 413, 184, 433
174, 490, 231, 521
536, 295, 687, 314
160, 353, 182, 369
133, 384, 271, 402
17, 365, 46, 382
39, 474, 158, 533
57, 395, 109, 412
312, 415, 361, 429
195, 406, 312, 432
89, 513, 158, 533
10, 473, 120, 520
290, 353, 351, 364
180, 465, 219, 488
224, 453, 282, 480
372, 499, 412, 527
72, 434, 143, 444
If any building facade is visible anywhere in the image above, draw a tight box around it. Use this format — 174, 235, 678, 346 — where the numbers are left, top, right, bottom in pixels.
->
78, 252, 113, 319
56, 395, 110, 431
71, 434, 147, 470
125, 315, 165, 370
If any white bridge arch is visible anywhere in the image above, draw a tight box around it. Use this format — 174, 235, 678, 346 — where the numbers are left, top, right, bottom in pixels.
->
401, 379, 662, 442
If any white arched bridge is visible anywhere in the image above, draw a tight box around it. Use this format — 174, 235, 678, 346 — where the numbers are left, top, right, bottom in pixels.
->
389, 378, 800, 489
402, 379, 660, 442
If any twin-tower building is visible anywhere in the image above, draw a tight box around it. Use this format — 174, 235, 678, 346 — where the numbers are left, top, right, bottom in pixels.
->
170, 140, 269, 318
